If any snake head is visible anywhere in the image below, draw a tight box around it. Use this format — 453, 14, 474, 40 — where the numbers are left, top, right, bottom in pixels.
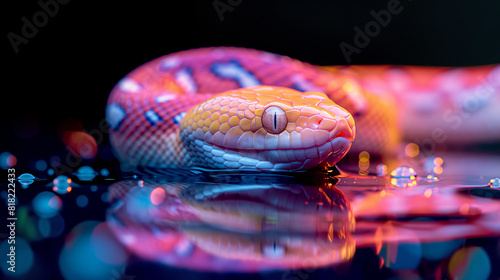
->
180, 86, 355, 171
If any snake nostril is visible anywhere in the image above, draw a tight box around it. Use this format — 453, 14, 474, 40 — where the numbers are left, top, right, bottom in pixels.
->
262, 106, 287, 134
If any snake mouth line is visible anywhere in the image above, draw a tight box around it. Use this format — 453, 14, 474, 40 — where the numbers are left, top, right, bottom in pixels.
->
202, 135, 352, 171
208, 134, 352, 153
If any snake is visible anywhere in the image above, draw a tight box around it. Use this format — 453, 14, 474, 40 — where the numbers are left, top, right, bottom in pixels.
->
106, 47, 500, 171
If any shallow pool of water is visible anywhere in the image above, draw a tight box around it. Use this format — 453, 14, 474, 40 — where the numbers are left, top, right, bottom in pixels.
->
2, 152, 500, 280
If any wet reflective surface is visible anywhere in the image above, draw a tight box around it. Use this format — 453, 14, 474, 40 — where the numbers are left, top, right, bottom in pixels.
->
1, 152, 500, 280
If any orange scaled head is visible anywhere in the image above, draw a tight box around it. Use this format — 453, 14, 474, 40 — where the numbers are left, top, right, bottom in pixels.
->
180, 86, 355, 171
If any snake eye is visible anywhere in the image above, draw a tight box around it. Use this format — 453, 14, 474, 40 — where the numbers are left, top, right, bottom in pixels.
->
262, 106, 287, 134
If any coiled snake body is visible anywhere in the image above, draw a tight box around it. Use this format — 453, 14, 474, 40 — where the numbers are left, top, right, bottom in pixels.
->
106, 47, 500, 171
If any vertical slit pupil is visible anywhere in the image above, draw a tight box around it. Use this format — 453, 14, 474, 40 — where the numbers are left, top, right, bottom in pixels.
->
274, 112, 277, 130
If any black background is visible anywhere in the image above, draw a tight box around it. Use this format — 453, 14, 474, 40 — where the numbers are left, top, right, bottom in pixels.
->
3, 0, 500, 168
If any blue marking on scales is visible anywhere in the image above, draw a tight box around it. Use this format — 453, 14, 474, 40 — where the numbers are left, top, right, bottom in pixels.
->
174, 112, 186, 125
174, 67, 197, 93
145, 110, 163, 126
210, 59, 261, 87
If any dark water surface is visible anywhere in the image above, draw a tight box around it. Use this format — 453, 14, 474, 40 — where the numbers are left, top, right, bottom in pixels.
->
1, 152, 500, 280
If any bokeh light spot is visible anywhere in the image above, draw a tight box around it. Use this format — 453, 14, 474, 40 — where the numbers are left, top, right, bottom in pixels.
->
91, 223, 129, 265
7, 155, 17, 167
38, 214, 65, 238
101, 192, 109, 203
35, 159, 48, 171
59, 221, 127, 280
448, 247, 491, 280
424, 188, 432, 198
33, 191, 62, 218
433, 157, 444, 166
0, 152, 16, 169
433, 166, 443, 175
405, 143, 420, 158
359, 151, 370, 160
63, 131, 98, 160
376, 164, 387, 176
76, 195, 89, 208
100, 168, 110, 177
150, 187, 166, 205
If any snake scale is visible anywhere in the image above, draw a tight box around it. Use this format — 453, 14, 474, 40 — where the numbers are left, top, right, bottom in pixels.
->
106, 47, 500, 171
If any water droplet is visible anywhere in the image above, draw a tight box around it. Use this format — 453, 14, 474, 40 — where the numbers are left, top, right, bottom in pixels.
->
53, 186, 72, 194
90, 185, 98, 192
391, 177, 417, 188
18, 173, 36, 186
75, 166, 98, 181
422, 174, 440, 182
489, 177, 500, 189
391, 166, 417, 178
52, 175, 72, 194
53, 175, 70, 188
376, 164, 387, 176
19, 173, 35, 180
424, 156, 444, 175
47, 168, 55, 176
